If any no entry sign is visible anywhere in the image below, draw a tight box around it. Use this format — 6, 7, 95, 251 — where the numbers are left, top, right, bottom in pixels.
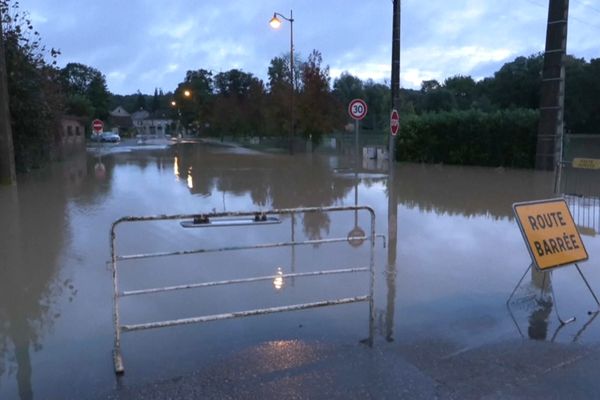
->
92, 119, 104, 133
348, 99, 367, 121
513, 198, 588, 270
390, 109, 399, 136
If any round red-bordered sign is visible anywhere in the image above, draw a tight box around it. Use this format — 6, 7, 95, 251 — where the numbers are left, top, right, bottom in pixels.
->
390, 109, 399, 136
92, 119, 104, 133
348, 99, 368, 121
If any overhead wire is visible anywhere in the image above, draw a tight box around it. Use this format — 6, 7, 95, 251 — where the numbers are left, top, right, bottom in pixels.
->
524, 0, 600, 31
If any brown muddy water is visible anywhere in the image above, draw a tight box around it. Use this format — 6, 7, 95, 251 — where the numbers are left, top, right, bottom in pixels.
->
2, 141, 600, 399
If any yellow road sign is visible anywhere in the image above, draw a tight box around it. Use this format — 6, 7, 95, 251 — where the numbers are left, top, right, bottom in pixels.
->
572, 158, 600, 170
513, 198, 588, 270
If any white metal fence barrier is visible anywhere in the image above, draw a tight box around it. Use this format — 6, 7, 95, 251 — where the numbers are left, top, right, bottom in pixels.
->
109, 205, 384, 374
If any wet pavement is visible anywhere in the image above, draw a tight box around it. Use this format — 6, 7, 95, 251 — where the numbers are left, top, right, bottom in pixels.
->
2, 140, 600, 399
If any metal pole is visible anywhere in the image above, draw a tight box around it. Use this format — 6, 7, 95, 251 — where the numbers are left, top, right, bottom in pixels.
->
289, 9, 295, 155
355, 119, 359, 163
0, 12, 17, 185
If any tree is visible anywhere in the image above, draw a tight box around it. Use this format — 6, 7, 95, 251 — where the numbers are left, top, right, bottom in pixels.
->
134, 90, 146, 110
2, 0, 64, 171
564, 56, 599, 133
297, 50, 340, 146
363, 80, 390, 132
444, 75, 478, 110
265, 56, 292, 138
332, 72, 364, 108
211, 69, 265, 138
151, 88, 159, 112
482, 54, 543, 109
60, 62, 110, 119
175, 69, 213, 132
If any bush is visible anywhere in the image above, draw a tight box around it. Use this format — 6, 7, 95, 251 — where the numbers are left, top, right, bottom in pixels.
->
396, 109, 539, 168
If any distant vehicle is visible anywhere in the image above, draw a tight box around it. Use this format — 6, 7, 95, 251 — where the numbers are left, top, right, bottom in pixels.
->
100, 132, 121, 143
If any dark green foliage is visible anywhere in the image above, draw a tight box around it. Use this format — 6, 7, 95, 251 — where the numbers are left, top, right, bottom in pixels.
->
397, 109, 539, 168
211, 69, 265, 138
2, 0, 64, 171
60, 62, 110, 119
297, 50, 340, 146
134, 90, 146, 110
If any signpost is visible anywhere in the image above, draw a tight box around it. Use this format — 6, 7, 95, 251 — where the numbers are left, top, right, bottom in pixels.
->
348, 99, 367, 163
348, 99, 367, 121
390, 109, 399, 136
92, 119, 104, 134
508, 198, 600, 325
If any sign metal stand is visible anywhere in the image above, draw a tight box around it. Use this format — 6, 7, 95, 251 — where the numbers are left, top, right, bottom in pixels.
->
507, 198, 600, 326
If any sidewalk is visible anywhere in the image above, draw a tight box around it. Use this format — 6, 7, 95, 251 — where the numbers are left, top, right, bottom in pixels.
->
101, 338, 600, 399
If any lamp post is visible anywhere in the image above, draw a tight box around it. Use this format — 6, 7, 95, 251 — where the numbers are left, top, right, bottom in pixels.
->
171, 100, 182, 138
269, 10, 294, 155
171, 89, 191, 138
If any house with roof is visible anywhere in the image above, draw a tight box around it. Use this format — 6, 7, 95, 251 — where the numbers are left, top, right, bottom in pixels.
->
108, 106, 134, 135
131, 108, 173, 137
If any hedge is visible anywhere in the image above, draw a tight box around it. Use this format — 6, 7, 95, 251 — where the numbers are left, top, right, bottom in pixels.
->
396, 109, 539, 168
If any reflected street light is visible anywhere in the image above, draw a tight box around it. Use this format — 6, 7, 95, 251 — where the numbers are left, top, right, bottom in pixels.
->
269, 10, 294, 155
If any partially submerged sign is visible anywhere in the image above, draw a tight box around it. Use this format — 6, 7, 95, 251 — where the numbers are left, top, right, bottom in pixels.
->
513, 198, 588, 270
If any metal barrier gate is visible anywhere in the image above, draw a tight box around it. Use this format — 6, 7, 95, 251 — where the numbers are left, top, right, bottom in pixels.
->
110, 205, 383, 374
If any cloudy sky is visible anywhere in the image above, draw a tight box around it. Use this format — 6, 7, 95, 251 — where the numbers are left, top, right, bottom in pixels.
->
15, 0, 600, 95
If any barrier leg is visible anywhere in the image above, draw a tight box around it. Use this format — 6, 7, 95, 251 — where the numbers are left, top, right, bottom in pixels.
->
575, 263, 600, 315
506, 264, 532, 305
549, 270, 576, 325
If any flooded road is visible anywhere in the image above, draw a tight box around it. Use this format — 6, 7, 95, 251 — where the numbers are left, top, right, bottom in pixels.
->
2, 141, 600, 399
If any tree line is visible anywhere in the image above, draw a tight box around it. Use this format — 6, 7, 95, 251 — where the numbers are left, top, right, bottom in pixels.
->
3, 0, 600, 172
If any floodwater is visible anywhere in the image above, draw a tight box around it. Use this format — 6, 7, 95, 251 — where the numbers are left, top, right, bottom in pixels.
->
2, 141, 600, 399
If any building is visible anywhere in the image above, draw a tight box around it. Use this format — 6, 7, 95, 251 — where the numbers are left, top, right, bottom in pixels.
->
108, 106, 134, 136
131, 108, 173, 137
55, 115, 86, 159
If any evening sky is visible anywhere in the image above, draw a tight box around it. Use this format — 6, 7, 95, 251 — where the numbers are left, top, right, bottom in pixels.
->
15, 0, 600, 94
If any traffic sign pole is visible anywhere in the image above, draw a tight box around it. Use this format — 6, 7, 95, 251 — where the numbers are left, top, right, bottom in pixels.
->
348, 99, 368, 163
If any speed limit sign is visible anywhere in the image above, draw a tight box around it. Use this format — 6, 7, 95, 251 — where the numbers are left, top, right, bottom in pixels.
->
348, 99, 368, 120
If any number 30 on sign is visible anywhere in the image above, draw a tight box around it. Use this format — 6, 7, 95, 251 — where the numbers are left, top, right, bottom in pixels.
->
348, 99, 368, 121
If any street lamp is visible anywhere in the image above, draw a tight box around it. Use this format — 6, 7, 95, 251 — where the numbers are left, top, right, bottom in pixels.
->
170, 100, 182, 138
172, 89, 192, 138
269, 10, 294, 155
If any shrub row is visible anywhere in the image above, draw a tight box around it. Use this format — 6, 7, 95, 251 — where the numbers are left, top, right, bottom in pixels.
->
396, 109, 539, 168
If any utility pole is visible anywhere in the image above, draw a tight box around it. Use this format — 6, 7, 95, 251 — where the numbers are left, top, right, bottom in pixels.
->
535, 0, 569, 175
385, 0, 401, 343
0, 9, 17, 185
389, 0, 401, 165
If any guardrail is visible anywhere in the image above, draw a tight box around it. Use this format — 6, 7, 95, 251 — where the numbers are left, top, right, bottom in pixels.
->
109, 205, 384, 374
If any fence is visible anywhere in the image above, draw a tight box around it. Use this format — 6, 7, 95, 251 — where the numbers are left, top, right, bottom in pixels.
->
109, 206, 384, 374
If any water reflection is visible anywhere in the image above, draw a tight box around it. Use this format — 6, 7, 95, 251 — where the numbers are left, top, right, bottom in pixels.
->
386, 162, 398, 343
528, 298, 553, 340
392, 164, 553, 219
0, 155, 86, 400
173, 143, 357, 241
3, 141, 597, 398
273, 267, 284, 291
